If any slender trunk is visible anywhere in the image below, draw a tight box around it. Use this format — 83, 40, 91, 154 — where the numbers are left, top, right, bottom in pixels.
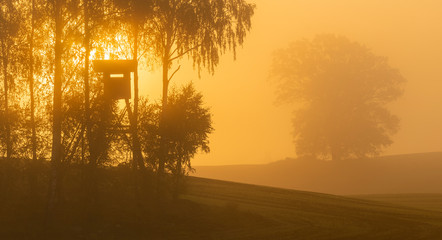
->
162, 60, 169, 110
133, 24, 139, 132
158, 28, 172, 198
177, 158, 182, 177
53, 0, 63, 178
174, 157, 183, 196
173, 158, 182, 200
29, 0, 37, 162
131, 22, 144, 169
84, 0, 92, 166
158, 58, 169, 175
156, 57, 169, 200
27, 0, 38, 201
48, 0, 63, 216
1, 37, 11, 161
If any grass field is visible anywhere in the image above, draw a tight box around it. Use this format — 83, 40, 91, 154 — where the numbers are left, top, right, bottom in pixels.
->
183, 177, 442, 239
193, 152, 442, 195
352, 193, 442, 212
2, 163, 442, 239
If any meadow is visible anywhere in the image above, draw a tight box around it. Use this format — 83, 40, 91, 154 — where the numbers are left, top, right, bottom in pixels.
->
183, 177, 442, 239
1, 161, 442, 239
194, 152, 442, 195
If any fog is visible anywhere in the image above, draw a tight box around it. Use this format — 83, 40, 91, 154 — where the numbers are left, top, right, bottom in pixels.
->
139, 0, 442, 166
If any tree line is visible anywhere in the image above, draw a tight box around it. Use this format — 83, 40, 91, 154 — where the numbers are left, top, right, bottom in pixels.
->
0, 0, 255, 212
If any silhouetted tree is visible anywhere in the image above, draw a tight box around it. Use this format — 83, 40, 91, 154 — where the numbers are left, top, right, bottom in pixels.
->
28, 0, 37, 162
48, 0, 84, 215
79, 0, 122, 167
111, 0, 153, 169
0, 0, 224, 206
146, 0, 255, 176
139, 83, 213, 194
271, 35, 405, 161
165, 84, 212, 196
21, 0, 51, 162
83, 0, 93, 166
25, 0, 53, 161
0, 0, 22, 161
47, 0, 64, 216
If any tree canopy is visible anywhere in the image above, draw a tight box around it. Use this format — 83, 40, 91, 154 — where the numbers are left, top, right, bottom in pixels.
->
148, 0, 255, 74
139, 83, 213, 175
271, 34, 406, 161
142, 0, 254, 175
0, 0, 254, 209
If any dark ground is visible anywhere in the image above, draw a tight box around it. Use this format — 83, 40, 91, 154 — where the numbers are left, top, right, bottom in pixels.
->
1, 160, 442, 239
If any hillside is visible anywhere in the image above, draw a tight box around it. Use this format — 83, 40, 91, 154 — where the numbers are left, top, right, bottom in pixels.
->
353, 193, 442, 212
183, 177, 442, 239
2, 160, 442, 239
193, 152, 442, 195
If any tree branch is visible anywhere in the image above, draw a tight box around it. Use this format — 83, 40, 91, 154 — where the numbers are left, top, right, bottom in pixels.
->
169, 47, 178, 59
169, 44, 202, 62
168, 65, 181, 83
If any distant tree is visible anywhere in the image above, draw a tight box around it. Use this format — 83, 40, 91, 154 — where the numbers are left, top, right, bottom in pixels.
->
146, 0, 255, 175
271, 35, 405, 161
139, 83, 213, 190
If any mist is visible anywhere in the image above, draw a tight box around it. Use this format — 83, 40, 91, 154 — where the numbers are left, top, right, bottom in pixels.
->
138, 0, 442, 166
2, 0, 442, 239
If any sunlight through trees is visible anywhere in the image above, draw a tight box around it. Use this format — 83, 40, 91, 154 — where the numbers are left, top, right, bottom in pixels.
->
0, 0, 255, 219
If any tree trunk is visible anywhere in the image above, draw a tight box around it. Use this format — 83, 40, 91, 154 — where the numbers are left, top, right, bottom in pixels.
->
158, 58, 169, 175
83, 1, 98, 215
132, 22, 144, 170
29, 0, 37, 162
1, 37, 11, 162
173, 158, 182, 200
133, 23, 139, 134
84, 0, 92, 166
48, 0, 63, 217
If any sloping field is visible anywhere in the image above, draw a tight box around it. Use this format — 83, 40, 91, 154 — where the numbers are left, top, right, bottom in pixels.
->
183, 177, 442, 240
2, 162, 442, 239
193, 152, 442, 195
353, 193, 442, 212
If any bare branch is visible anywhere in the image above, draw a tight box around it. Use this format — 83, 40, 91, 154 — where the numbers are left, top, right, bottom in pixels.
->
168, 65, 181, 83
169, 44, 202, 62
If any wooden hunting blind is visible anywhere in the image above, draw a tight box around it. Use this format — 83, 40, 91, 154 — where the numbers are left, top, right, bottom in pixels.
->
93, 60, 137, 100
92, 59, 144, 168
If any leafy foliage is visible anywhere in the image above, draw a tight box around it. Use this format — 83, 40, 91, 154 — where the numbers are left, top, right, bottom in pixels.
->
0, 0, 250, 205
145, 0, 254, 176
148, 0, 255, 74
271, 35, 405, 160
139, 83, 213, 174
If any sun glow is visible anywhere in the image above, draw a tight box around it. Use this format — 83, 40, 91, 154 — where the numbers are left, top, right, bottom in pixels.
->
104, 51, 111, 60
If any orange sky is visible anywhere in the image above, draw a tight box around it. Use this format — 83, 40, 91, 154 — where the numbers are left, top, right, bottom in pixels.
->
138, 0, 442, 166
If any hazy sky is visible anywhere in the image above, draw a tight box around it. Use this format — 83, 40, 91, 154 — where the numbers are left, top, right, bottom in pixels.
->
138, 0, 442, 166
